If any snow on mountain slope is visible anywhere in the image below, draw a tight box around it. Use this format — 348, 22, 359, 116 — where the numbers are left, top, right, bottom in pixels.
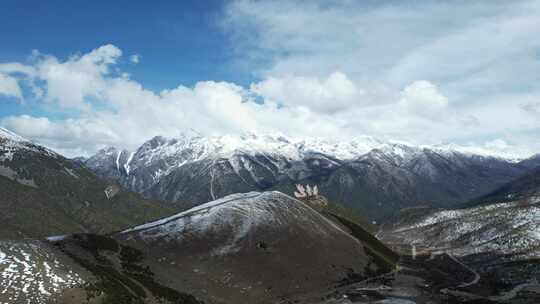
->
0, 240, 85, 304
121, 191, 362, 255
0, 127, 28, 143
81, 132, 539, 221
118, 191, 396, 303
0, 127, 58, 162
87, 132, 529, 184
0, 127, 61, 187
430, 143, 525, 163
379, 196, 540, 259
86, 133, 397, 195
122, 133, 389, 182
84, 146, 131, 178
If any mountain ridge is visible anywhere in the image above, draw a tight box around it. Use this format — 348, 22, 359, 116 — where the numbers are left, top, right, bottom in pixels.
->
0, 127, 179, 239
377, 169, 540, 291
82, 132, 540, 221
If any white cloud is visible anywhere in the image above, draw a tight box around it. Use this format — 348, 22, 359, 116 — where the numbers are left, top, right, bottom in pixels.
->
36, 44, 121, 109
0, 62, 36, 76
223, 1, 540, 105
400, 80, 448, 118
129, 54, 140, 64
2, 2, 538, 159
251, 72, 366, 113
0, 45, 121, 109
0, 73, 22, 99
0, 30, 539, 159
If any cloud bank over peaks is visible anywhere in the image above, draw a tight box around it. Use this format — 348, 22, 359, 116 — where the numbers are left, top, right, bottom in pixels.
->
0, 44, 536, 159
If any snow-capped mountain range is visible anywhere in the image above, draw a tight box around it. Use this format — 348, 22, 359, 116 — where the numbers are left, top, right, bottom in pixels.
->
2, 126, 540, 303
3, 126, 538, 222
87, 132, 526, 170
82, 132, 540, 221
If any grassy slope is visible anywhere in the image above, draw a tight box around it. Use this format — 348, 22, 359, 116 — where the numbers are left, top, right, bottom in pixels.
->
0, 175, 177, 239
300, 196, 398, 269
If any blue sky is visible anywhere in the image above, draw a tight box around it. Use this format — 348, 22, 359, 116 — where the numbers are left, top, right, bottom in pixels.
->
1, 0, 539, 157
0, 0, 247, 89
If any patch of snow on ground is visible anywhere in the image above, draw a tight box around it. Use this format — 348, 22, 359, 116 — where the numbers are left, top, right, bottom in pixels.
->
387, 199, 540, 258
0, 241, 84, 304
123, 192, 264, 233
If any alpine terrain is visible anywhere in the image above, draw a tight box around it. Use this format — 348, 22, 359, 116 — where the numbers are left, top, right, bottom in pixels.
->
82, 132, 538, 221
1, 127, 539, 303
0, 191, 398, 304
378, 167, 540, 302
3, 2, 540, 303
0, 127, 177, 239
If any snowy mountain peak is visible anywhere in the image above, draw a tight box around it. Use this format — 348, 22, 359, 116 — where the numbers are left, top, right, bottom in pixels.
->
88, 132, 531, 184
0, 127, 28, 143
97, 146, 120, 155
429, 143, 525, 163
0, 127, 60, 162
135, 132, 412, 161
109, 131, 529, 167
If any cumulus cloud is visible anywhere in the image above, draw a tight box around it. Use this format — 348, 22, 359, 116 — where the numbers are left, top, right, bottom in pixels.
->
36, 44, 121, 109
0, 40, 538, 158
251, 72, 365, 114
400, 81, 448, 118
0, 45, 122, 109
0, 73, 22, 99
129, 54, 140, 64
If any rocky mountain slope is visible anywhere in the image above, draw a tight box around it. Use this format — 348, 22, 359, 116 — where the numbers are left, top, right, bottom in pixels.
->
0, 128, 177, 239
0, 191, 397, 304
83, 132, 538, 221
377, 168, 540, 296
466, 166, 540, 208
118, 191, 397, 303
3, 191, 537, 303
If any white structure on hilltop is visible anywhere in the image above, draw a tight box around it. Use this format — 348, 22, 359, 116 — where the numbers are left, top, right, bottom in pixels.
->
294, 184, 319, 199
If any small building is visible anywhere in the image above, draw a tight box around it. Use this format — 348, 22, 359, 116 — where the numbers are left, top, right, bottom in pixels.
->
294, 184, 328, 209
